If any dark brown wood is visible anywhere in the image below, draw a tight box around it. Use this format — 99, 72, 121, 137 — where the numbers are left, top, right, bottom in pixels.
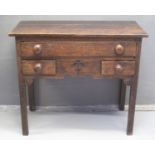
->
27, 79, 36, 111
9, 21, 148, 37
22, 60, 56, 76
127, 40, 142, 135
20, 41, 137, 58
16, 39, 29, 135
119, 80, 126, 111
9, 21, 147, 135
101, 61, 135, 77
56, 58, 101, 77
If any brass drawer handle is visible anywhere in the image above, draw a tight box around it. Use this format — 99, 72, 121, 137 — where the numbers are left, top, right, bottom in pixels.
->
72, 60, 84, 74
33, 44, 42, 55
115, 64, 124, 73
115, 44, 125, 55
34, 63, 42, 73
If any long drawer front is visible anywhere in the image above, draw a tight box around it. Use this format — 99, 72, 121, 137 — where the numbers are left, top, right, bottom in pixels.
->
22, 59, 135, 77
20, 41, 137, 58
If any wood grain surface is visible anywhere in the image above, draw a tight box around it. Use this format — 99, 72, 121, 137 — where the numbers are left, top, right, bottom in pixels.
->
20, 41, 137, 58
9, 21, 148, 37
9, 21, 148, 135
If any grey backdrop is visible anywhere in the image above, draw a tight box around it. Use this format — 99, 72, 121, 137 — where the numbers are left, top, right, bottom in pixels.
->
0, 15, 154, 109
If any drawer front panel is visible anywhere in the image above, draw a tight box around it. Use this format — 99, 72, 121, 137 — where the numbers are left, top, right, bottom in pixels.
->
20, 41, 137, 58
101, 61, 135, 76
22, 59, 135, 77
56, 59, 101, 76
22, 60, 56, 76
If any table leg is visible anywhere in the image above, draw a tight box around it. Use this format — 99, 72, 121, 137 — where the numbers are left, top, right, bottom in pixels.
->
127, 77, 138, 135
16, 40, 29, 135
119, 80, 126, 111
28, 79, 36, 111
19, 79, 29, 136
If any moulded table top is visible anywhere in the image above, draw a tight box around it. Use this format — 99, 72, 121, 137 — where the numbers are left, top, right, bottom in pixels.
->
9, 21, 148, 38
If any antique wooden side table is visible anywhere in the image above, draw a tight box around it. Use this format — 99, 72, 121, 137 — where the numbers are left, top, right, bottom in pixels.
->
9, 21, 148, 135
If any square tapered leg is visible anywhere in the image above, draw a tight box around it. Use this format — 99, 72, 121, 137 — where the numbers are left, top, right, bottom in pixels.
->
127, 77, 138, 135
19, 80, 29, 136
119, 80, 126, 111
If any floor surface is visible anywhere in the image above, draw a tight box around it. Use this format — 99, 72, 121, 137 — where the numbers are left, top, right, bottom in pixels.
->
0, 108, 155, 139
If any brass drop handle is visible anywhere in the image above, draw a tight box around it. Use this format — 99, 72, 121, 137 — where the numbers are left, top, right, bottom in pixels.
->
34, 63, 42, 73
115, 44, 125, 55
115, 64, 123, 73
33, 44, 42, 55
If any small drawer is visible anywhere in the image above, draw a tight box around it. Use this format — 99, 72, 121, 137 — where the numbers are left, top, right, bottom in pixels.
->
22, 60, 56, 76
101, 61, 135, 76
56, 59, 101, 77
20, 41, 137, 58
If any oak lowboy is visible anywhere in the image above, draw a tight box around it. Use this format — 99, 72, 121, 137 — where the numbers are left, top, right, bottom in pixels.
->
9, 21, 148, 135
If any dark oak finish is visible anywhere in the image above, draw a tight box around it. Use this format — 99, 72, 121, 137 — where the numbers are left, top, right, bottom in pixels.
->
127, 41, 142, 135
119, 80, 126, 111
9, 21, 147, 37
9, 21, 147, 135
57, 58, 101, 76
20, 41, 137, 58
22, 60, 56, 76
101, 61, 135, 77
16, 39, 29, 135
28, 80, 36, 111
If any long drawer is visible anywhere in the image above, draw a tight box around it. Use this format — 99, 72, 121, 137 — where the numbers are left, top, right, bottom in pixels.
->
20, 41, 137, 58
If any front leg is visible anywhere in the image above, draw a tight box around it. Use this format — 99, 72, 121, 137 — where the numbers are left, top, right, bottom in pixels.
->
16, 39, 29, 135
127, 77, 138, 135
18, 78, 29, 135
